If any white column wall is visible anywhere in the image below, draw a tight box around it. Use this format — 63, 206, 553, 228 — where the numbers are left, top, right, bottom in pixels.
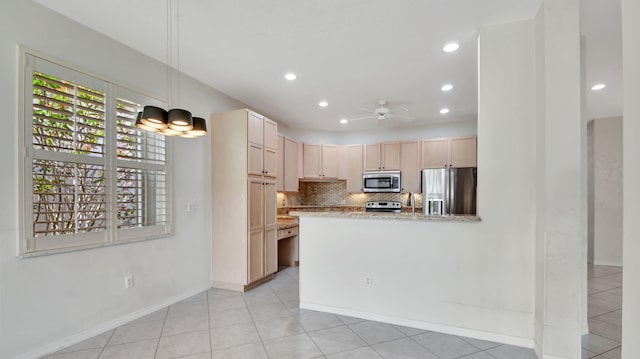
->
537, 0, 584, 358
0, 1, 245, 358
621, 0, 640, 357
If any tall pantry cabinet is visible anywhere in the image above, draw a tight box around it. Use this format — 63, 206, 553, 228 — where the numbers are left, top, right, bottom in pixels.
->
211, 109, 278, 291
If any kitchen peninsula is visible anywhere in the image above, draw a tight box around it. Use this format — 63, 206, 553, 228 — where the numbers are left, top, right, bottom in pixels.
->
290, 212, 532, 347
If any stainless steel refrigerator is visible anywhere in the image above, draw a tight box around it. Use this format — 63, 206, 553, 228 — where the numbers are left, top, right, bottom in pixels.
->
421, 167, 477, 215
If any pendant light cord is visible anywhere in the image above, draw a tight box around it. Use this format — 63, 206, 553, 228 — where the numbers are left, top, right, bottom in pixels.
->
166, 0, 172, 108
176, 0, 181, 108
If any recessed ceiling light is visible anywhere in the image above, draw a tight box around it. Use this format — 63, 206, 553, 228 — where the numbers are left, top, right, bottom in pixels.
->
284, 73, 297, 81
441, 84, 453, 92
591, 83, 606, 91
440, 108, 450, 114
443, 43, 459, 52
340, 119, 348, 124
318, 101, 328, 108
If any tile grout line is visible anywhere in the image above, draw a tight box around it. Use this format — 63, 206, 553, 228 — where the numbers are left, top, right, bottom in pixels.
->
153, 304, 170, 359
206, 289, 213, 359
96, 329, 117, 359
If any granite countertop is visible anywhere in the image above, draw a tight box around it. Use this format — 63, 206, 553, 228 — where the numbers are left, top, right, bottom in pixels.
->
288, 211, 480, 222
277, 215, 299, 230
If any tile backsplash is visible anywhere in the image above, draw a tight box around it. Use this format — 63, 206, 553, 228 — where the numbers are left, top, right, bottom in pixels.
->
278, 181, 422, 208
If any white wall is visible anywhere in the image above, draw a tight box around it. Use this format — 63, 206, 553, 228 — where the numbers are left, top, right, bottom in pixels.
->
622, 0, 640, 357
589, 118, 623, 266
299, 18, 538, 347
0, 1, 245, 358
282, 119, 477, 145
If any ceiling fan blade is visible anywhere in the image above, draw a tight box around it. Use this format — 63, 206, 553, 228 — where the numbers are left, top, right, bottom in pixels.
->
348, 115, 376, 121
358, 107, 374, 113
387, 113, 415, 120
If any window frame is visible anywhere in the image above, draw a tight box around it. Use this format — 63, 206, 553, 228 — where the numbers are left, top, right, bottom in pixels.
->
18, 48, 173, 257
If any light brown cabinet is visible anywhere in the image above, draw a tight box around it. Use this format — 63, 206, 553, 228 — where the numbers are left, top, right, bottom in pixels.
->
248, 111, 277, 178
248, 177, 277, 282
211, 109, 278, 291
401, 141, 421, 193
364, 142, 401, 171
421, 137, 477, 168
277, 135, 299, 192
346, 145, 364, 192
303, 144, 339, 178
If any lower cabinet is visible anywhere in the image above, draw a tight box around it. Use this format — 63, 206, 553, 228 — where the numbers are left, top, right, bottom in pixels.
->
247, 177, 277, 285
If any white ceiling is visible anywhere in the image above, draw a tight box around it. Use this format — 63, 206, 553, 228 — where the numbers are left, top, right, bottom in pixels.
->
33, 0, 622, 132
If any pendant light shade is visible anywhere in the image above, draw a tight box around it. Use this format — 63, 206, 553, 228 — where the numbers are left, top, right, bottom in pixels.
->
135, 111, 160, 132
180, 117, 207, 138
140, 105, 168, 129
168, 108, 193, 131
158, 127, 183, 136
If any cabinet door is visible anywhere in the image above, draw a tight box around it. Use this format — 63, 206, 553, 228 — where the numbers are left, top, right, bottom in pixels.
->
248, 230, 264, 283
346, 145, 363, 193
364, 144, 381, 171
382, 142, 401, 170
284, 137, 299, 192
264, 228, 277, 276
421, 139, 448, 168
264, 180, 277, 228
248, 177, 264, 231
401, 141, 421, 193
276, 135, 284, 191
449, 137, 477, 167
303, 144, 321, 178
248, 111, 263, 145
321, 145, 339, 178
263, 118, 278, 150
248, 143, 264, 176
264, 147, 277, 178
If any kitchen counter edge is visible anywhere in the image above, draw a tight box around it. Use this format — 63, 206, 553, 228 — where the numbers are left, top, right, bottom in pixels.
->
288, 211, 481, 222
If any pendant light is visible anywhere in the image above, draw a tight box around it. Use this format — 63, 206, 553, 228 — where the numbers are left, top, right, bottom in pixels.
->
135, 0, 206, 138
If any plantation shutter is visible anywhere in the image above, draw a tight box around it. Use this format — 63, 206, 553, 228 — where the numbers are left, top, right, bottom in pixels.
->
23, 53, 170, 254
115, 92, 169, 240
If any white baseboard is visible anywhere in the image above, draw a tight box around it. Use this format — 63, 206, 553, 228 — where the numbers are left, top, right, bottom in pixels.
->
300, 302, 534, 349
592, 260, 623, 267
16, 285, 210, 359
534, 341, 542, 358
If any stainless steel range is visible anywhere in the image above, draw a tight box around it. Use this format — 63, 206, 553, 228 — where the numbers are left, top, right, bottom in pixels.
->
365, 201, 402, 213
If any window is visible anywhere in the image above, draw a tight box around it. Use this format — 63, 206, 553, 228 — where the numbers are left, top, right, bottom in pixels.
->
21, 53, 171, 255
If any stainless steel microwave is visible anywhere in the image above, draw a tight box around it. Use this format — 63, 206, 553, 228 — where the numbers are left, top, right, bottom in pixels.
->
362, 170, 401, 193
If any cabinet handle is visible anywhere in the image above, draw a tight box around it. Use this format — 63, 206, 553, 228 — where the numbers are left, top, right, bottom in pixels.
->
288, 230, 291, 234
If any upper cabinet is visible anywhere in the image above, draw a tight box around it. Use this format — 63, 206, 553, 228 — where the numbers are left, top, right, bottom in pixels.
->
421, 136, 477, 168
346, 145, 363, 193
277, 135, 299, 192
400, 141, 421, 193
449, 137, 477, 167
248, 111, 277, 177
364, 142, 401, 171
303, 144, 339, 178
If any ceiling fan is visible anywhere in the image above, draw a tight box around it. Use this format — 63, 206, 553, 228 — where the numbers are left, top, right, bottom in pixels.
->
348, 100, 415, 122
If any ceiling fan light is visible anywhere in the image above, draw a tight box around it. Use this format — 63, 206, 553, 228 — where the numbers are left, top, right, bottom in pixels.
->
140, 105, 168, 129
168, 108, 193, 131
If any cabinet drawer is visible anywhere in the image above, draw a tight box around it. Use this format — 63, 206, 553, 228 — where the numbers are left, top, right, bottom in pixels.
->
278, 226, 298, 240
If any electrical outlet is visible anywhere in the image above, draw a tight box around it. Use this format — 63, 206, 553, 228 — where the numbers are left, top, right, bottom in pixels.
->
364, 275, 372, 287
125, 275, 134, 289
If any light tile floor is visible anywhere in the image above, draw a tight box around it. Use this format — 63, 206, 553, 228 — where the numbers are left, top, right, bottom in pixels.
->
46, 266, 607, 359
583, 264, 623, 359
